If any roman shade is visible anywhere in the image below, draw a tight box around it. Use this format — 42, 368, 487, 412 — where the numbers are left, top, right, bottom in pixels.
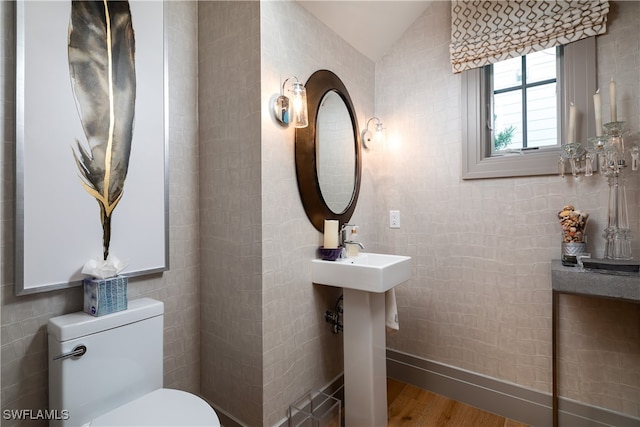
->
449, 0, 610, 73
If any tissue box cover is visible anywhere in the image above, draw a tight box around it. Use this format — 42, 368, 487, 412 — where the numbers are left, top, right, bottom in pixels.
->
83, 276, 128, 317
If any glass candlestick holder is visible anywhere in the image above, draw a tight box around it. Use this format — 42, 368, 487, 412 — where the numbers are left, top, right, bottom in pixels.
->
603, 174, 633, 260
603, 121, 627, 173
561, 118, 637, 261
601, 121, 633, 260
559, 143, 586, 178
588, 135, 609, 174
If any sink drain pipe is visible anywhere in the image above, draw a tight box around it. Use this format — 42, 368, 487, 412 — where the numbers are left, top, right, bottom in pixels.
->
324, 294, 343, 334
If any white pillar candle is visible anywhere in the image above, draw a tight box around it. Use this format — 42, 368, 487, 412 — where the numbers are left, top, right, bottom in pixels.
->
323, 220, 339, 249
609, 79, 617, 122
567, 103, 576, 144
593, 89, 602, 136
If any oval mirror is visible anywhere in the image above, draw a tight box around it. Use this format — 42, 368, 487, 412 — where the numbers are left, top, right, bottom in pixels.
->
316, 90, 356, 214
295, 70, 361, 232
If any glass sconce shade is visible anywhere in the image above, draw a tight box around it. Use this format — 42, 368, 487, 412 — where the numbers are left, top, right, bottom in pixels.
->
290, 81, 308, 128
274, 76, 308, 128
361, 117, 385, 149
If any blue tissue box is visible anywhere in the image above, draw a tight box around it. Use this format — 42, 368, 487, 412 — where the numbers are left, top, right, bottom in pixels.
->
83, 276, 128, 317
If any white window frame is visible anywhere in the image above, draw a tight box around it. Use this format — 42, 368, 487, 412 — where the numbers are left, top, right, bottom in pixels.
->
461, 37, 597, 180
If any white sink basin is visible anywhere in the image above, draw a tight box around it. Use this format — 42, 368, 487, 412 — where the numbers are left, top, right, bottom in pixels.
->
311, 252, 412, 293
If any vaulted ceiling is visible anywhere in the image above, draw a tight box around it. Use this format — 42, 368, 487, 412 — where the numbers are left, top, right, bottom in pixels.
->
298, 1, 430, 62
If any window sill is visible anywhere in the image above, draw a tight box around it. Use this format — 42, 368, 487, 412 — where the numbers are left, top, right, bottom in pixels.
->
462, 147, 562, 179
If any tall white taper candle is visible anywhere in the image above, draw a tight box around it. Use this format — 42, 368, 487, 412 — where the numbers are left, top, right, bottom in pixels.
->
609, 79, 617, 122
593, 89, 602, 136
567, 103, 576, 144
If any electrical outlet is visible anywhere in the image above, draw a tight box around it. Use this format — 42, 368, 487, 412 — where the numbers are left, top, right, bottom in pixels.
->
389, 210, 400, 228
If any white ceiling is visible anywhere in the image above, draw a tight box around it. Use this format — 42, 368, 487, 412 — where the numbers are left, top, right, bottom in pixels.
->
298, 1, 430, 62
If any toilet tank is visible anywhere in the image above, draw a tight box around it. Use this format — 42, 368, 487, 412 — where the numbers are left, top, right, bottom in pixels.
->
48, 298, 164, 427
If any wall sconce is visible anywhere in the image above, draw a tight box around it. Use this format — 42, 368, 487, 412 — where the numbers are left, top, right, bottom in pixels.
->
273, 76, 308, 128
361, 117, 385, 149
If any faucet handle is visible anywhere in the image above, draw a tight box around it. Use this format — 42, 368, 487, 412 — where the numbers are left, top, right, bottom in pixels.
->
342, 224, 360, 243
340, 223, 355, 243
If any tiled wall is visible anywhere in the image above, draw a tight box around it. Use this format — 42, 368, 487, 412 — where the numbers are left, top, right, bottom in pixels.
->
375, 1, 640, 417
1, 1, 201, 424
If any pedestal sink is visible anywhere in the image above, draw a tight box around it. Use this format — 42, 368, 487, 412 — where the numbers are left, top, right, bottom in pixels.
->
311, 253, 412, 427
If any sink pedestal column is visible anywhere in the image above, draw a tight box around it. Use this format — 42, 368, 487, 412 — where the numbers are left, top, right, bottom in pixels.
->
343, 288, 387, 427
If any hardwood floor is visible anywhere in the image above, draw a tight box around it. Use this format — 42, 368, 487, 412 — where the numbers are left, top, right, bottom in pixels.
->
386, 378, 529, 427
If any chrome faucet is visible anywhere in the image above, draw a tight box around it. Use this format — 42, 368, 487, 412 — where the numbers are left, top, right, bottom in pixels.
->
340, 224, 365, 249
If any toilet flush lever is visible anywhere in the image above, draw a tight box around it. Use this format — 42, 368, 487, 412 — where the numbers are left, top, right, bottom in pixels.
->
53, 345, 87, 361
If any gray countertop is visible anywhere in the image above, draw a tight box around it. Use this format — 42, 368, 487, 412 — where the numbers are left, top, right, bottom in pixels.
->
551, 259, 640, 303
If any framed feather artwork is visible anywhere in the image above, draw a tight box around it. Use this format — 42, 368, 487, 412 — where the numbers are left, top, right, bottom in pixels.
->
15, 1, 167, 295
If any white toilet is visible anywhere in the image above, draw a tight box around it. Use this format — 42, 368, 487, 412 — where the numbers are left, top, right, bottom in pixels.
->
48, 298, 220, 426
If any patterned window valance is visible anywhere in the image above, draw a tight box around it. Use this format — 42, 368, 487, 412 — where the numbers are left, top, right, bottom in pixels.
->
449, 0, 610, 73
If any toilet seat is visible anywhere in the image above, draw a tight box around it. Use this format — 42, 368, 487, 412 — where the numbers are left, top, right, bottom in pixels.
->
90, 388, 220, 426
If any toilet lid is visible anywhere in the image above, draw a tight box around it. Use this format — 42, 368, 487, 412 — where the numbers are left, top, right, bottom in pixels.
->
91, 388, 220, 426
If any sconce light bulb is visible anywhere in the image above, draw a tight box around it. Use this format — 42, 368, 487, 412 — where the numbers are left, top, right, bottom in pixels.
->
374, 121, 385, 143
293, 96, 302, 110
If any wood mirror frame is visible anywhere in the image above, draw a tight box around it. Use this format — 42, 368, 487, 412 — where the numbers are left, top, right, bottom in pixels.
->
295, 69, 362, 232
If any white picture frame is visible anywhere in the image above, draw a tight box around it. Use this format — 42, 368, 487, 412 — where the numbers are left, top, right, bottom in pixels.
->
15, 1, 168, 295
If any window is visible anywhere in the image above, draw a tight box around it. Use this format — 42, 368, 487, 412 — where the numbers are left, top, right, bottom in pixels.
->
490, 47, 559, 153
462, 37, 597, 180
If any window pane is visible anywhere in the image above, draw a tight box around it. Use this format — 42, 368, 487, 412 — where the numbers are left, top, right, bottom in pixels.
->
526, 47, 556, 83
493, 90, 523, 150
526, 83, 557, 147
493, 56, 521, 90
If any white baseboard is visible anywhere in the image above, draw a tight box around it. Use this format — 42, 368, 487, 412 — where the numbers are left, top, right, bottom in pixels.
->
387, 349, 640, 427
